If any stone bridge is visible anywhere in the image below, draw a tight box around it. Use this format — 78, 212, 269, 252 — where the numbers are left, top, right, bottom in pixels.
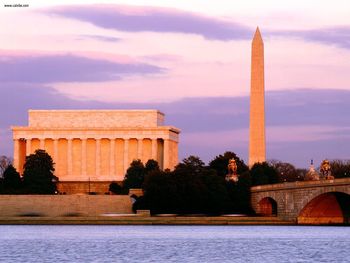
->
251, 178, 350, 225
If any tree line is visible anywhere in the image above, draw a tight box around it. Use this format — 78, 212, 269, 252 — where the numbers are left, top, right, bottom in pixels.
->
117, 152, 253, 215
112, 153, 350, 215
1, 149, 350, 215
0, 150, 57, 194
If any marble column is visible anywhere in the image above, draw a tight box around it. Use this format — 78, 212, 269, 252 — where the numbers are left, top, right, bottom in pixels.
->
53, 139, 58, 165
137, 138, 143, 161
81, 139, 87, 178
123, 139, 129, 175
39, 138, 45, 150
95, 139, 101, 177
151, 139, 158, 161
163, 139, 170, 170
110, 139, 115, 178
13, 139, 20, 171
26, 139, 31, 156
67, 139, 73, 175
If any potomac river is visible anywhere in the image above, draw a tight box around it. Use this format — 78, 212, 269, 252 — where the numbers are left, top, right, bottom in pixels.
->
0, 225, 349, 262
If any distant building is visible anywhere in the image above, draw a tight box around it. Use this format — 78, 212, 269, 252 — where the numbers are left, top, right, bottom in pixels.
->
12, 110, 180, 193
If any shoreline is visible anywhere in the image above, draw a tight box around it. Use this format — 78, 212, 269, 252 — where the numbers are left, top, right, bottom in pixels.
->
0, 216, 294, 225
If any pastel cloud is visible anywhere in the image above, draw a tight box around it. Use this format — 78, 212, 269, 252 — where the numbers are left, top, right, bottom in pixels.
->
2, 86, 350, 132
270, 26, 350, 49
43, 4, 252, 41
75, 34, 121, 42
0, 53, 163, 83
163, 89, 350, 133
42, 4, 350, 50
182, 124, 350, 166
1, 86, 350, 167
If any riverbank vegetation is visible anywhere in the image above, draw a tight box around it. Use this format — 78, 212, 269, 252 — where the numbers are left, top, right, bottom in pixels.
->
117, 152, 350, 215
122, 152, 275, 215
0, 150, 57, 194
1, 150, 349, 215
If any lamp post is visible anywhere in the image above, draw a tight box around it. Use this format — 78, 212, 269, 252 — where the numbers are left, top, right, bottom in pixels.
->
52, 176, 58, 194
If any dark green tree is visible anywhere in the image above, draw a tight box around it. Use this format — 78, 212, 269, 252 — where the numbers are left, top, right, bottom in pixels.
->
209, 151, 248, 178
3, 165, 21, 191
226, 171, 253, 214
140, 169, 177, 214
172, 156, 210, 214
123, 159, 145, 189
174, 155, 205, 176
296, 168, 307, 180
22, 149, 58, 194
134, 155, 254, 215
199, 170, 231, 214
109, 181, 123, 194
141, 156, 232, 215
145, 159, 160, 174
250, 162, 278, 186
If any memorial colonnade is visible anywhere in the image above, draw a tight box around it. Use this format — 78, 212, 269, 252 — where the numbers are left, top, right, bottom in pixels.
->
12, 110, 180, 193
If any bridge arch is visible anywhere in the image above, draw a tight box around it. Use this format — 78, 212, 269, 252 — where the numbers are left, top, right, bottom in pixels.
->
251, 179, 350, 223
257, 197, 278, 216
298, 191, 350, 225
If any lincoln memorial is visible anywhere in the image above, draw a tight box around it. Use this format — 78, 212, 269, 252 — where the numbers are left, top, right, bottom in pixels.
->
12, 110, 180, 193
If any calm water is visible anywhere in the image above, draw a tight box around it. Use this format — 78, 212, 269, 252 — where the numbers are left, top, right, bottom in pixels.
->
0, 225, 349, 262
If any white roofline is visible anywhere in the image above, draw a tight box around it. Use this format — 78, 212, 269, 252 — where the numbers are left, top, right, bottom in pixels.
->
28, 109, 165, 115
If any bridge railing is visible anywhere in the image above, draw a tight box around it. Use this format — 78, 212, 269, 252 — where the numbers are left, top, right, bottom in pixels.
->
250, 177, 350, 192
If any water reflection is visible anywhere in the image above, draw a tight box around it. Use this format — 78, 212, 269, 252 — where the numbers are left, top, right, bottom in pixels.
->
0, 225, 349, 262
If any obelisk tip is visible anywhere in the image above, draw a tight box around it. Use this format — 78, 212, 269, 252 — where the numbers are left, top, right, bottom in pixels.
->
253, 27, 262, 40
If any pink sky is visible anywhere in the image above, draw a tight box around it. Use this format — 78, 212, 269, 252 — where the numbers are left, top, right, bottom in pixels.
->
1, 1, 350, 167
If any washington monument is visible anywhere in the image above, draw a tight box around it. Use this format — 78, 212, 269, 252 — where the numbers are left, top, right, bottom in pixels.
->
249, 27, 266, 167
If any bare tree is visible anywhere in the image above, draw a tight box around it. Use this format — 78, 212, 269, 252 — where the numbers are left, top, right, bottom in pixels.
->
268, 159, 300, 182
330, 159, 350, 178
0, 156, 12, 178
